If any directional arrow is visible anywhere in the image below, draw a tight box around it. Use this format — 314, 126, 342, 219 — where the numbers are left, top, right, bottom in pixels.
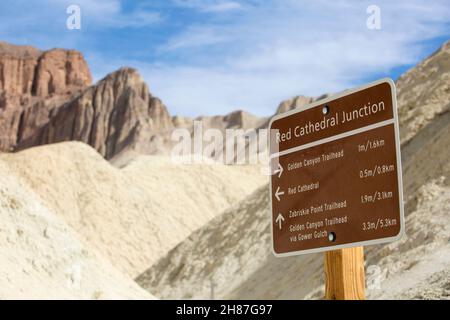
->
275, 186, 284, 202
274, 163, 284, 178
275, 213, 285, 230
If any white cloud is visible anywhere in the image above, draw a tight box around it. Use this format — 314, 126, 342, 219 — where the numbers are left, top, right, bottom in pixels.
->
173, 0, 244, 13
160, 27, 229, 52
202, 2, 243, 12
138, 0, 450, 117
0, 0, 162, 52
33, 0, 162, 28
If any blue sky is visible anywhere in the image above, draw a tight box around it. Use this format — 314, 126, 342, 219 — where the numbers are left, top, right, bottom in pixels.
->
0, 0, 449, 117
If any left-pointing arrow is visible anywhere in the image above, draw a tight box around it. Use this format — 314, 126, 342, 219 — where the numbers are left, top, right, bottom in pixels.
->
275, 213, 285, 230
275, 186, 284, 202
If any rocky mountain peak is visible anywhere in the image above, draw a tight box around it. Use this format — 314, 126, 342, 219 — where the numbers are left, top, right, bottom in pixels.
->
32, 48, 92, 97
25, 67, 173, 160
0, 41, 41, 58
276, 95, 315, 114
0, 42, 91, 97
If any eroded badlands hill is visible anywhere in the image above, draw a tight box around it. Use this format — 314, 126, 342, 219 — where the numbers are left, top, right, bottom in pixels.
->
0, 160, 153, 299
1, 141, 266, 278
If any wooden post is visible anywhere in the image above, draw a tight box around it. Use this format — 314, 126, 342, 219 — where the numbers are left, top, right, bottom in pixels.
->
324, 247, 366, 300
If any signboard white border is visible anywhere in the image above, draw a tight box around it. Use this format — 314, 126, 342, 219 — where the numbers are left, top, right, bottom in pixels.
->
269, 78, 405, 257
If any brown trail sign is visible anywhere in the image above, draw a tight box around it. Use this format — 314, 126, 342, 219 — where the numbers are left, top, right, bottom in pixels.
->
269, 78, 404, 299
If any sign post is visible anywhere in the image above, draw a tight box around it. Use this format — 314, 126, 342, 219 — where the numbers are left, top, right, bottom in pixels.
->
269, 78, 404, 300
324, 247, 365, 300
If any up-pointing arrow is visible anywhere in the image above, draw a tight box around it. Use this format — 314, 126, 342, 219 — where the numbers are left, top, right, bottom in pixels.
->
275, 213, 285, 230
275, 186, 284, 202
274, 163, 284, 178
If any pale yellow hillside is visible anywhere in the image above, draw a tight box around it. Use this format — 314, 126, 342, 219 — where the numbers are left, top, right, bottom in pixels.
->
0, 160, 154, 299
1, 141, 266, 278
